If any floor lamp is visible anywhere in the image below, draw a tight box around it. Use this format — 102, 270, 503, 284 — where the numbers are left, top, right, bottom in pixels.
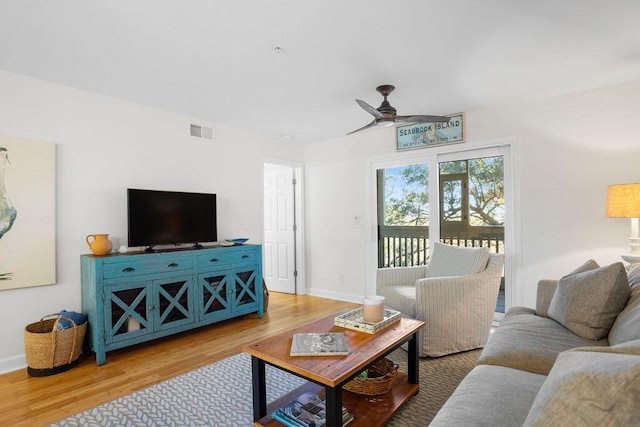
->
606, 183, 640, 264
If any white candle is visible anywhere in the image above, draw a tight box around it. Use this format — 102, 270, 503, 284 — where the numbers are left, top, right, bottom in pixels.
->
363, 295, 385, 323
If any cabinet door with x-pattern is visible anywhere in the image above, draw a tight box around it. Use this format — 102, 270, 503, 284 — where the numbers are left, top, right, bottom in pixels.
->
104, 273, 194, 345
199, 264, 260, 321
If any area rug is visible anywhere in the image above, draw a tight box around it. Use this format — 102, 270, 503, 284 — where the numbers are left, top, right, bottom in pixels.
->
386, 348, 481, 426
50, 348, 480, 426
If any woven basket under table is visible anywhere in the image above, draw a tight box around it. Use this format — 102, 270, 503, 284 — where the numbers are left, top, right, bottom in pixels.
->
343, 358, 399, 395
24, 315, 87, 376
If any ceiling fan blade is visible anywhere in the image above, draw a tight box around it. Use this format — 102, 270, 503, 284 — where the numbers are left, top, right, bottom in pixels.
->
356, 99, 385, 120
351, 86, 453, 134
393, 114, 452, 124
347, 119, 378, 135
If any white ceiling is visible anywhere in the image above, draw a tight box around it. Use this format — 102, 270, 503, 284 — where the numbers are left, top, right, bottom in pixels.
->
1, 1, 640, 144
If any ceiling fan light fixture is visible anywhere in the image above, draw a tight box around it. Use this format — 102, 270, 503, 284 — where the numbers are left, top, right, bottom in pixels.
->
377, 120, 395, 128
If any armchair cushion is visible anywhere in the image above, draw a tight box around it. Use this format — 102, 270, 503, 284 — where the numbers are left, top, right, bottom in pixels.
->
548, 262, 630, 341
381, 285, 416, 318
424, 242, 490, 278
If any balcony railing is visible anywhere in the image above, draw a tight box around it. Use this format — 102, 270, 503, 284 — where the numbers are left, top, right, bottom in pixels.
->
378, 225, 504, 268
378, 226, 429, 268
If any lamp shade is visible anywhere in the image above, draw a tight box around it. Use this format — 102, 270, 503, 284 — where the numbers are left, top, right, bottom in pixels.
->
606, 183, 640, 218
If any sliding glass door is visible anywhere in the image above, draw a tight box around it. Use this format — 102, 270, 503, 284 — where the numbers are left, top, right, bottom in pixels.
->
439, 155, 505, 313
371, 144, 514, 313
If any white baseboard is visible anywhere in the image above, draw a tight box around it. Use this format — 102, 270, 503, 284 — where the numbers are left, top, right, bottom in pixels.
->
0, 354, 26, 375
306, 287, 363, 305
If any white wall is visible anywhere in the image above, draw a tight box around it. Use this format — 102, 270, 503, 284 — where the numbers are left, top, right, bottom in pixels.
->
0, 70, 303, 373
2, 68, 639, 373
303, 79, 640, 309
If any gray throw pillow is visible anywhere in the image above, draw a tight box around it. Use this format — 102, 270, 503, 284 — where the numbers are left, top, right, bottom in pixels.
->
548, 262, 630, 340
561, 259, 599, 278
424, 242, 490, 278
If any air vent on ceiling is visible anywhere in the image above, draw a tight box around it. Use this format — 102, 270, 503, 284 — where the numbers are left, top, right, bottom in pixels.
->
190, 124, 214, 140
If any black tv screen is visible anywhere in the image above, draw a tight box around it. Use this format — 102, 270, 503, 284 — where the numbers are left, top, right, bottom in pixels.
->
127, 189, 217, 250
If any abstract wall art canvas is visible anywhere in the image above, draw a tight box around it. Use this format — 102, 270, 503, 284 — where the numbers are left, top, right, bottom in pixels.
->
0, 135, 56, 291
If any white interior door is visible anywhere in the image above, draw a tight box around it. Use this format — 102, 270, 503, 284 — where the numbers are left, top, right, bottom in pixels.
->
263, 163, 296, 293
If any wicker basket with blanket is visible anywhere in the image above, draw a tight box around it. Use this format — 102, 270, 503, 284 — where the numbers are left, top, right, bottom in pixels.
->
24, 312, 87, 377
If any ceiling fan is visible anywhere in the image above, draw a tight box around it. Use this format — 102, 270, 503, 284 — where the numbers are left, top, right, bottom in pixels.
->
348, 84, 451, 134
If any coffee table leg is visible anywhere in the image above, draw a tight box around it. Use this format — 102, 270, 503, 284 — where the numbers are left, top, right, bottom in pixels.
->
408, 331, 419, 384
251, 356, 267, 421
324, 386, 342, 426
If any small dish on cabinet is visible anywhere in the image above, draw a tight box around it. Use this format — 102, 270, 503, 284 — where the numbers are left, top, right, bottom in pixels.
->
226, 238, 249, 245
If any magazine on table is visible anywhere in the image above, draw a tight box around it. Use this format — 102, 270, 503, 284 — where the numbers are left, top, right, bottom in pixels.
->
271, 391, 353, 427
289, 332, 349, 356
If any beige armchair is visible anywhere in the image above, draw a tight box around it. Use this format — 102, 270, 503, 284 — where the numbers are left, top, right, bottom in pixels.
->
377, 243, 505, 357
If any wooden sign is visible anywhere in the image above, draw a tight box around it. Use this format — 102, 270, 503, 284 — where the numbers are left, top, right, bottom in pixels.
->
396, 113, 465, 151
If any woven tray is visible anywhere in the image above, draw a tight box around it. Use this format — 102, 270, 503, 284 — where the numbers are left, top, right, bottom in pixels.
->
334, 307, 401, 334
344, 358, 399, 395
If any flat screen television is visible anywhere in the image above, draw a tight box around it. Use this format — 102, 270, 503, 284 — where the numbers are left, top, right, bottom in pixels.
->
127, 189, 217, 252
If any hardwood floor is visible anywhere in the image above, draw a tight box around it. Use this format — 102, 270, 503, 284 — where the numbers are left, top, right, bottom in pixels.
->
0, 293, 358, 427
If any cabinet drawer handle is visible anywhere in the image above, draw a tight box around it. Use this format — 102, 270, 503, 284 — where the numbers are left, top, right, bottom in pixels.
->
167, 263, 179, 268
241, 255, 250, 259
209, 258, 219, 263
122, 267, 136, 273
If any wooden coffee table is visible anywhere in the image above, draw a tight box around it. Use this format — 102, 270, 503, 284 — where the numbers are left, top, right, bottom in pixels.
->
242, 312, 425, 426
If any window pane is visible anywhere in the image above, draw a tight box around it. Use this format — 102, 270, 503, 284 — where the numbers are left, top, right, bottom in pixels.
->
442, 179, 463, 222
439, 160, 467, 175
377, 164, 429, 267
468, 157, 504, 226
383, 164, 429, 226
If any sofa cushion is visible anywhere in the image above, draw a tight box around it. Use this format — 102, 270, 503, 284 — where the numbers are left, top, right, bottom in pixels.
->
608, 264, 640, 345
424, 242, 489, 278
569, 338, 640, 354
430, 365, 547, 427
548, 262, 630, 340
478, 307, 607, 375
523, 345, 640, 426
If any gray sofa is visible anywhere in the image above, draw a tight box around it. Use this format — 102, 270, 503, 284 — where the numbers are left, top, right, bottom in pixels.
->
430, 261, 640, 426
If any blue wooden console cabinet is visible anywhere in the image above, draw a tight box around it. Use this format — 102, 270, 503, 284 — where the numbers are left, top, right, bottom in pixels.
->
81, 245, 263, 365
